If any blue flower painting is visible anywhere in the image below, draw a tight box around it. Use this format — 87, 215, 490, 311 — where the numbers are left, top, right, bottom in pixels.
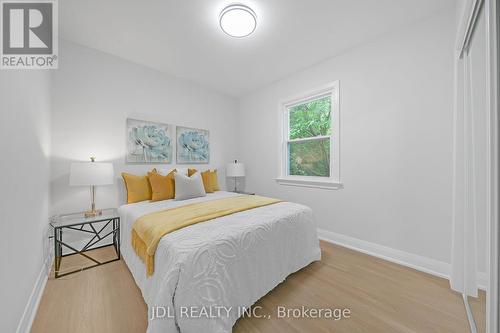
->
176, 126, 209, 164
126, 119, 173, 163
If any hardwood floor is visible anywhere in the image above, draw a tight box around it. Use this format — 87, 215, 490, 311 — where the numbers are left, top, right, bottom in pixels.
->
32, 247, 147, 333
32, 241, 482, 333
469, 292, 487, 333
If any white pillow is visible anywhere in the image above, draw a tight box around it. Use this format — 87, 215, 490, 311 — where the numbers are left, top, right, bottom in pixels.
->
157, 168, 188, 176
156, 168, 175, 176
176, 167, 189, 175
174, 172, 206, 200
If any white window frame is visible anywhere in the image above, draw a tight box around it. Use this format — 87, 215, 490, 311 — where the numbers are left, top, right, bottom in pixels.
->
276, 81, 342, 190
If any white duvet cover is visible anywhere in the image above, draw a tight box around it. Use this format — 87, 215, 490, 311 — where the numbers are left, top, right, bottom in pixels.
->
118, 191, 321, 333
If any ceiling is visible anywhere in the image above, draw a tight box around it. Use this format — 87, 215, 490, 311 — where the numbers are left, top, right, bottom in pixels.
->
60, 0, 455, 97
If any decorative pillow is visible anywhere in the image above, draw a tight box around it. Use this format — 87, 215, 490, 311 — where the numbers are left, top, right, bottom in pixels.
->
174, 172, 206, 200
201, 170, 214, 193
122, 172, 152, 204
187, 168, 197, 177
209, 170, 220, 191
155, 168, 176, 176
176, 168, 189, 176
148, 169, 176, 201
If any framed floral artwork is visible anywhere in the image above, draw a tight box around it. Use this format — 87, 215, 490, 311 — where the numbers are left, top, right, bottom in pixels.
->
126, 118, 173, 163
176, 126, 210, 164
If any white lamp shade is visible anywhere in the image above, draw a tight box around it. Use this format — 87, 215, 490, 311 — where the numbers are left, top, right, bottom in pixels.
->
226, 162, 245, 177
70, 162, 114, 186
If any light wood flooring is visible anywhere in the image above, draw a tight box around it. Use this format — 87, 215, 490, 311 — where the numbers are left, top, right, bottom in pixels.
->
469, 293, 487, 333
32, 241, 485, 333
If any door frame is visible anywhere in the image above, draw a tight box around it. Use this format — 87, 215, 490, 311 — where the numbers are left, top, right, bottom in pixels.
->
485, 1, 499, 332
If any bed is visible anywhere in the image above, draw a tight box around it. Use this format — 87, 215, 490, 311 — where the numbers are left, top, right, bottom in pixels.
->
118, 191, 321, 333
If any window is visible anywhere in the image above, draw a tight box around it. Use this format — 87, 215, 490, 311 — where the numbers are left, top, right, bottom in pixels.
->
277, 82, 341, 189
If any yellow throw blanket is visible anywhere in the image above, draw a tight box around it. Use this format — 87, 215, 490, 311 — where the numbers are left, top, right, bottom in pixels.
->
131, 195, 282, 276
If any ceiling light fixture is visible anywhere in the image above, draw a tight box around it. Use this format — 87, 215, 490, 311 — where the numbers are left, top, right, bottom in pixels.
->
219, 4, 257, 38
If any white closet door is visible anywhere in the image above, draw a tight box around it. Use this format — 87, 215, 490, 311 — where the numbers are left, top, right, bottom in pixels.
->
468, 6, 488, 288
451, 2, 488, 300
466, 6, 488, 332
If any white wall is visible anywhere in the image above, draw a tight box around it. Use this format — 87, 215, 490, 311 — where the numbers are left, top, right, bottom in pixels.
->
51, 41, 238, 215
0, 71, 51, 332
236, 10, 455, 265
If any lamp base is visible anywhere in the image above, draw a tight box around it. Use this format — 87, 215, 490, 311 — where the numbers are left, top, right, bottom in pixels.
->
84, 209, 102, 218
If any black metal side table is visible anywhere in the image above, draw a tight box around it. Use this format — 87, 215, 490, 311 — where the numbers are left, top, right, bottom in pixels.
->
50, 208, 120, 278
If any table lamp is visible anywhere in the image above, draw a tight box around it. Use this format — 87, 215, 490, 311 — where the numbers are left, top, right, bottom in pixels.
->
70, 157, 114, 217
226, 160, 245, 192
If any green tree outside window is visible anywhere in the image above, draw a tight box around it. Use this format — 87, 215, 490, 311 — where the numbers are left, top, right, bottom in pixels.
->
288, 96, 331, 177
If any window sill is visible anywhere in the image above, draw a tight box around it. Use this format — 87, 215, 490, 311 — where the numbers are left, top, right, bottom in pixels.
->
275, 178, 344, 190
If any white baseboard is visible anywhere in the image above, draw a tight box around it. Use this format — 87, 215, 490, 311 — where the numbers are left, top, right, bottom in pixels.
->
16, 254, 53, 333
317, 228, 487, 290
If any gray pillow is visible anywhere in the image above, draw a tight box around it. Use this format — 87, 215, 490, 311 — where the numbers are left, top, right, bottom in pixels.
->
174, 172, 206, 200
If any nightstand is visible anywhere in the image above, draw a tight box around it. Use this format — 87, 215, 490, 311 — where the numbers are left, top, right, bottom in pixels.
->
50, 208, 120, 278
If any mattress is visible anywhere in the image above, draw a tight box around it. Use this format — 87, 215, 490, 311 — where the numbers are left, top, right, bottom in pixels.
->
118, 191, 321, 333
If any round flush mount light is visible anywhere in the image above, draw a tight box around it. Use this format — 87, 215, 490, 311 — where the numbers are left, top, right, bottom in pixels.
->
219, 4, 257, 38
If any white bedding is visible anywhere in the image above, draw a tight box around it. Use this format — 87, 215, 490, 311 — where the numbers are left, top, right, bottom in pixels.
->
118, 191, 321, 333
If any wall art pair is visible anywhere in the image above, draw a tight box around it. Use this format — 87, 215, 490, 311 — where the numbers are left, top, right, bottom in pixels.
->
126, 118, 209, 164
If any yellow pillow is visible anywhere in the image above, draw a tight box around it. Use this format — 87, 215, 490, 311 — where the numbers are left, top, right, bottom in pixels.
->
122, 172, 152, 204
201, 170, 214, 193
209, 170, 220, 191
148, 169, 176, 201
188, 168, 197, 176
